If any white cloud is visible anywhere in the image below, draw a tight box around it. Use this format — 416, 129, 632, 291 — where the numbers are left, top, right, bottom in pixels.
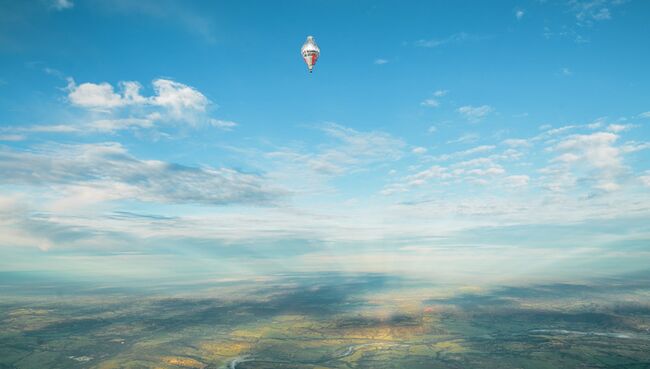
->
2, 118, 159, 135
383, 148, 514, 193
593, 8, 611, 20
314, 123, 404, 172
539, 166, 578, 192
0, 143, 283, 206
572, 0, 611, 22
15, 124, 80, 133
639, 111, 650, 119
515, 9, 525, 20
149, 79, 209, 118
606, 124, 630, 133
414, 32, 484, 48
640, 172, 650, 187
552, 153, 581, 163
503, 138, 531, 148
405, 165, 450, 186
412, 147, 427, 155
533, 124, 581, 141
266, 123, 405, 182
458, 105, 494, 122
433, 145, 495, 161
209, 119, 238, 130
621, 141, 650, 153
501, 148, 525, 160
587, 117, 606, 129
68, 81, 126, 110
455, 157, 495, 168
427, 126, 437, 134
594, 181, 619, 192
89, 117, 157, 132
547, 131, 624, 192
55, 77, 234, 133
0, 134, 25, 141
421, 98, 440, 108
0, 196, 55, 251
52, 0, 73, 10
466, 166, 505, 177
505, 175, 529, 187
374, 59, 389, 65
421, 90, 448, 108
561, 67, 572, 76
542, 26, 589, 44
447, 133, 479, 144
67, 78, 209, 120
557, 130, 610, 146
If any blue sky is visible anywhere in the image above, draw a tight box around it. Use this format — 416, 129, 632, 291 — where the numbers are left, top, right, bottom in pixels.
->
0, 0, 649, 284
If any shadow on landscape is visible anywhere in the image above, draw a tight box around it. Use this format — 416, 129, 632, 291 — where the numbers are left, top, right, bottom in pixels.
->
16, 272, 404, 339
8, 270, 650, 343
424, 271, 650, 334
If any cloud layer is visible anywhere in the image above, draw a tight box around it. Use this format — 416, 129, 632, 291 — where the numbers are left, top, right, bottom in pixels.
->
0, 143, 282, 206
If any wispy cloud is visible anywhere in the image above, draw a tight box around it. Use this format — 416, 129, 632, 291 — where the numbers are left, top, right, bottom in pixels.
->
502, 138, 531, 148
421, 90, 448, 108
432, 145, 496, 162
515, 9, 525, 20
0, 143, 283, 206
0, 134, 25, 142
569, 0, 620, 24
293, 123, 404, 176
420, 98, 439, 108
543, 26, 590, 43
2, 120, 649, 264
641, 171, 650, 187
382, 152, 509, 194
209, 119, 238, 131
260, 123, 405, 198
412, 147, 427, 155
51, 0, 73, 10
413, 32, 487, 48
374, 58, 389, 65
458, 105, 494, 122
505, 174, 529, 187
544, 131, 625, 192
606, 124, 631, 133
2, 120, 155, 135
447, 133, 479, 144
541, 1, 626, 44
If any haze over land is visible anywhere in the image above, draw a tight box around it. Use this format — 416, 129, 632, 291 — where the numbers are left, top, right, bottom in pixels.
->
0, 0, 649, 368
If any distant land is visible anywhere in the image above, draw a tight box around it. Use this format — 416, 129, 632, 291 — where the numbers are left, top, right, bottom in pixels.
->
1, 271, 649, 368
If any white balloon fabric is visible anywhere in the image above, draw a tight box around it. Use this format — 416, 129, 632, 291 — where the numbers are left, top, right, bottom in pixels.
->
301, 36, 320, 73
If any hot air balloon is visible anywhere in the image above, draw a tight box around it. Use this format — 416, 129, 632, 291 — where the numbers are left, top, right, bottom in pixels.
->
301, 36, 320, 73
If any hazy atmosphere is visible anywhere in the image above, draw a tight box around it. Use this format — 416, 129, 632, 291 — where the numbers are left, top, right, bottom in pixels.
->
1, 1, 650, 368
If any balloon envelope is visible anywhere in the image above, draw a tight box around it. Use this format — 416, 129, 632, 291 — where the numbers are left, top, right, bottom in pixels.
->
301, 36, 320, 73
